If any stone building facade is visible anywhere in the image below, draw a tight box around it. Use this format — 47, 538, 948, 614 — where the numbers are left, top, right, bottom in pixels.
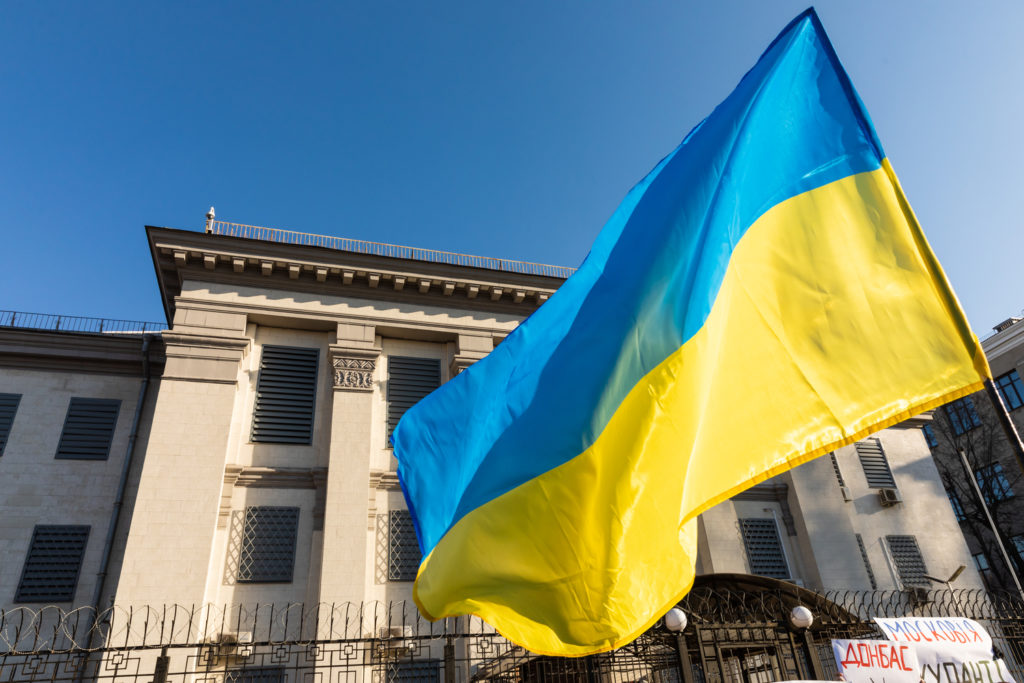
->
0, 221, 986, 625
927, 316, 1024, 592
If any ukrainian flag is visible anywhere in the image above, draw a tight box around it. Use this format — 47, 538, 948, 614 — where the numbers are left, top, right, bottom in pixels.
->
393, 8, 990, 656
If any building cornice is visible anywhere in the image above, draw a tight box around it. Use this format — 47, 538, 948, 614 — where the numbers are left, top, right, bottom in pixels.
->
147, 226, 564, 322
0, 328, 165, 377
983, 320, 1024, 364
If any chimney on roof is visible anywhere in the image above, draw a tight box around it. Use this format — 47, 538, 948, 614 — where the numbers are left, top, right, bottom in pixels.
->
993, 317, 1023, 333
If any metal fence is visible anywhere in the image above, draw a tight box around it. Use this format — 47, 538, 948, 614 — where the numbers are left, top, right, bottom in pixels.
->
206, 220, 577, 279
0, 311, 164, 335
3, 589, 1023, 682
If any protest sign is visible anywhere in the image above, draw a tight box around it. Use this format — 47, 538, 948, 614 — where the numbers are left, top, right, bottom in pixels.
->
832, 638, 920, 683
873, 617, 1016, 683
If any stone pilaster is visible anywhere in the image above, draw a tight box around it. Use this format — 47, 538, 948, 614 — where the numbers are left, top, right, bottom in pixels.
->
450, 332, 493, 376
318, 325, 381, 610
114, 325, 249, 619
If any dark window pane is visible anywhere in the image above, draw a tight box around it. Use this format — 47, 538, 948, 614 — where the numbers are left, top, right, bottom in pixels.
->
996, 371, 1024, 410
944, 397, 981, 436
975, 463, 1014, 505
0, 393, 20, 457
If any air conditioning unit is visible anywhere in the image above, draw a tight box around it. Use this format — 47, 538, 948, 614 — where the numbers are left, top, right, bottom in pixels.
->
377, 625, 414, 640
203, 630, 254, 663
207, 630, 252, 647
374, 626, 414, 661
878, 488, 902, 506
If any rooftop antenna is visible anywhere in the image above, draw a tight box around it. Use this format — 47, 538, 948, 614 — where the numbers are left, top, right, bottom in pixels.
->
205, 206, 216, 233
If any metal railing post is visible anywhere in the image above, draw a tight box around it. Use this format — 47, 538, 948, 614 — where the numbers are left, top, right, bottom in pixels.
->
802, 630, 826, 680
675, 632, 696, 683
153, 647, 170, 683
444, 634, 456, 683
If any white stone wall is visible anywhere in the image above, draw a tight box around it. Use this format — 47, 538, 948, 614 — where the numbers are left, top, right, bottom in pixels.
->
0, 367, 145, 610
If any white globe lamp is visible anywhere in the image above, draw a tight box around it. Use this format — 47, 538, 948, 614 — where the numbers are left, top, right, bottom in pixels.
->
789, 605, 813, 630
664, 607, 687, 632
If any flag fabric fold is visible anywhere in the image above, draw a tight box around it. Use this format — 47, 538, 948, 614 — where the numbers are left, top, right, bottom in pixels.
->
392, 7, 990, 656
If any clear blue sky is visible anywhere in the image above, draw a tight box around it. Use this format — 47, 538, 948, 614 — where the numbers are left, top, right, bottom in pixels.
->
1, 2, 1021, 335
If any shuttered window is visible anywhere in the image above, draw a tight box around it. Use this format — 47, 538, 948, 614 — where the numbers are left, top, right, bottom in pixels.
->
856, 438, 897, 489
830, 452, 846, 487
388, 509, 422, 581
739, 518, 790, 580
237, 506, 300, 583
15, 525, 90, 602
251, 346, 319, 444
0, 393, 20, 457
55, 398, 121, 460
387, 357, 441, 438
887, 535, 929, 587
855, 534, 877, 589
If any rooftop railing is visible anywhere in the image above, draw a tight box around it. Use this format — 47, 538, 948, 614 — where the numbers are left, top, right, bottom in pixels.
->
0, 311, 164, 335
206, 220, 577, 279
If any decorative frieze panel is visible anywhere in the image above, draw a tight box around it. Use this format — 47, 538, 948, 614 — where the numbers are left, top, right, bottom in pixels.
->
218, 466, 328, 529
333, 356, 376, 391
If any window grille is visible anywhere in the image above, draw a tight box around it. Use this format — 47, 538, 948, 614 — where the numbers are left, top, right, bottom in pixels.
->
387, 357, 441, 438
829, 452, 846, 487
946, 489, 967, 521
886, 535, 929, 587
975, 463, 1014, 504
996, 370, 1024, 411
944, 397, 981, 436
739, 518, 789, 580
855, 438, 896, 489
251, 345, 319, 444
226, 668, 285, 683
237, 507, 299, 583
387, 660, 441, 683
388, 509, 422, 581
0, 392, 20, 457
15, 525, 90, 602
55, 398, 120, 460
855, 533, 877, 589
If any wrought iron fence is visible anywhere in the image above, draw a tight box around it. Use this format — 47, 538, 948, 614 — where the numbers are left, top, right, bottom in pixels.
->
207, 220, 577, 279
0, 311, 164, 335
2, 589, 1023, 682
